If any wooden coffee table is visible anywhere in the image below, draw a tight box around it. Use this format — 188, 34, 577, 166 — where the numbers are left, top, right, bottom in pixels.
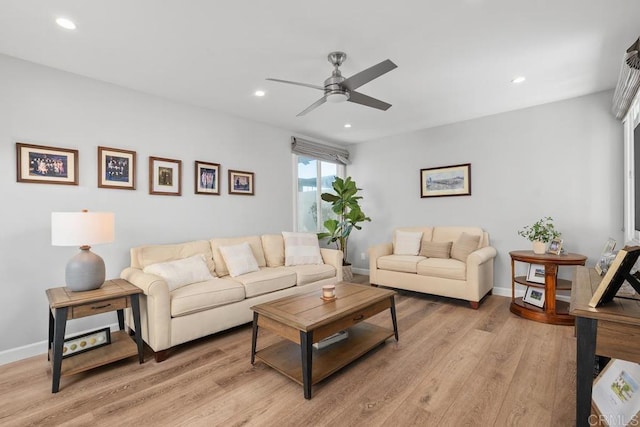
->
250, 282, 398, 399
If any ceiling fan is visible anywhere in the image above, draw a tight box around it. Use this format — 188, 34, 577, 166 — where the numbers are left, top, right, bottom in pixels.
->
267, 51, 397, 117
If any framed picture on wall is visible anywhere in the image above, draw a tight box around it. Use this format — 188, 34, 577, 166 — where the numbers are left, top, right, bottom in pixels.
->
98, 146, 136, 190
420, 163, 471, 198
228, 170, 254, 195
16, 142, 78, 185
195, 161, 220, 195
149, 156, 182, 196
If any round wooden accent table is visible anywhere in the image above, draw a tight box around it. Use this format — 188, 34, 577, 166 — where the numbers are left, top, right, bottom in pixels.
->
509, 250, 587, 325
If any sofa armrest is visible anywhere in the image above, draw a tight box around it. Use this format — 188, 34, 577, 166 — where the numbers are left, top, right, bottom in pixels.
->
466, 246, 497, 301
368, 243, 393, 285
320, 248, 344, 282
467, 246, 497, 266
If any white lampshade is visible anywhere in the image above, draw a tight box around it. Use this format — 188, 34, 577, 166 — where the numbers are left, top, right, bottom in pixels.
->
51, 211, 114, 246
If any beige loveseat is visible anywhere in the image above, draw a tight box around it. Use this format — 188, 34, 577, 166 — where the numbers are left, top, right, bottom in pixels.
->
369, 227, 497, 308
121, 234, 342, 361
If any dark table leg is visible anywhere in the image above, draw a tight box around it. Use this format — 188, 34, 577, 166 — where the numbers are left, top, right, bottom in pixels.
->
48, 309, 54, 361
300, 330, 313, 399
117, 309, 125, 330
576, 316, 597, 427
251, 312, 259, 365
130, 294, 144, 364
51, 306, 68, 393
390, 296, 399, 341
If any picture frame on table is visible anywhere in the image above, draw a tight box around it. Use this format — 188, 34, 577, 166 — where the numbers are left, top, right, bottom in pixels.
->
228, 169, 254, 195
195, 161, 220, 195
62, 327, 111, 358
149, 156, 182, 196
16, 142, 78, 185
523, 286, 545, 308
595, 238, 617, 275
97, 146, 136, 190
420, 163, 471, 198
547, 238, 563, 255
526, 263, 546, 284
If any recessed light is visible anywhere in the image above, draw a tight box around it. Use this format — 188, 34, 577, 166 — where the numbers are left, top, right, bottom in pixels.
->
254, 90, 265, 97
511, 76, 526, 84
56, 17, 77, 30
344, 123, 352, 128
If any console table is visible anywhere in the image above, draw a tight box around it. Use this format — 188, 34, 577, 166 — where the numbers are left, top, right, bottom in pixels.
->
510, 250, 587, 325
570, 266, 640, 427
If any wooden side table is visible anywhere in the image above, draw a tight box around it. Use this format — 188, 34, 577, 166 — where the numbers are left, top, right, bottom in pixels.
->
46, 279, 144, 393
509, 250, 587, 325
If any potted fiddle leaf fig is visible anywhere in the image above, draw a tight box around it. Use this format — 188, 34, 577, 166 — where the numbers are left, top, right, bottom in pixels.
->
317, 176, 371, 279
517, 216, 561, 254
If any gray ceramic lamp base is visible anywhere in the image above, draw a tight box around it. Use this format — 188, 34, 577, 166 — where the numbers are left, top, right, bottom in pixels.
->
65, 247, 106, 291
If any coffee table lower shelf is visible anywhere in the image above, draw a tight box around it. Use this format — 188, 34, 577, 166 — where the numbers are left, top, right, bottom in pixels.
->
255, 322, 393, 387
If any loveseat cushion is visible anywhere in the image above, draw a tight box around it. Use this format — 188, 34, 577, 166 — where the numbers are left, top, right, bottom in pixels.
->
218, 242, 260, 277
419, 241, 452, 259
262, 234, 285, 267
451, 232, 481, 262
211, 236, 266, 277
170, 278, 245, 317
285, 264, 336, 286
417, 258, 466, 280
282, 232, 324, 265
377, 255, 426, 273
232, 267, 296, 298
393, 230, 423, 255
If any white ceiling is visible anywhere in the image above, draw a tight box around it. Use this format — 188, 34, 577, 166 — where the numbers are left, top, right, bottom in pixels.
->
1, 1, 639, 145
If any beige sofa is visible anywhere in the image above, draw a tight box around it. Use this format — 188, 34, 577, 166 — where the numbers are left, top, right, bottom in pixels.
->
121, 234, 342, 361
369, 227, 496, 308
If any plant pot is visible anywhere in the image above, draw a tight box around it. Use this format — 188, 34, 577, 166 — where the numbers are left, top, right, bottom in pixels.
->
532, 241, 546, 255
342, 265, 353, 282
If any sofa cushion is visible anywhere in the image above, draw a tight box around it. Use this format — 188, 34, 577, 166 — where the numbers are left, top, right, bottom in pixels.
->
451, 232, 481, 262
420, 241, 452, 259
432, 227, 485, 247
285, 264, 336, 286
218, 242, 260, 277
233, 267, 296, 298
262, 234, 285, 267
377, 255, 426, 273
393, 230, 423, 255
170, 278, 245, 317
143, 254, 216, 291
133, 240, 216, 276
211, 236, 266, 276
282, 232, 323, 265
417, 258, 466, 280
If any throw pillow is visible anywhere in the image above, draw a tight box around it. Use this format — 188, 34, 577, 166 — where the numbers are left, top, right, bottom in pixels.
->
218, 242, 260, 277
451, 232, 481, 262
420, 241, 453, 259
282, 231, 324, 266
394, 230, 423, 255
143, 254, 215, 291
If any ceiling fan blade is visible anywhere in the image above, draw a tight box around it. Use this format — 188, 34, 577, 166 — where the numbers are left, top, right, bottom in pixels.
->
348, 91, 392, 111
341, 59, 397, 91
297, 96, 327, 116
266, 78, 324, 91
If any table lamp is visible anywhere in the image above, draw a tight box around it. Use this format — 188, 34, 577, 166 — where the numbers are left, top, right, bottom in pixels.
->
51, 210, 115, 291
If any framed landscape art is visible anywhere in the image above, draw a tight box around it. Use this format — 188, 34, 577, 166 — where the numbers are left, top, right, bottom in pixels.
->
98, 146, 136, 190
523, 286, 545, 308
16, 142, 78, 185
420, 163, 471, 198
149, 156, 182, 196
228, 170, 254, 195
195, 161, 220, 195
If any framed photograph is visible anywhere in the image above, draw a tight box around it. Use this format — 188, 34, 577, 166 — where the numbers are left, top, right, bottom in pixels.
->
149, 156, 182, 196
98, 146, 136, 190
420, 163, 471, 198
547, 238, 563, 255
228, 169, 254, 195
195, 161, 220, 195
526, 263, 546, 284
16, 142, 78, 185
596, 238, 617, 275
592, 359, 640, 425
62, 327, 111, 358
523, 286, 545, 308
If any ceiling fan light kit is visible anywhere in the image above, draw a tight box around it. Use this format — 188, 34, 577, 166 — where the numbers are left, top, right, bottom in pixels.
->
267, 51, 397, 116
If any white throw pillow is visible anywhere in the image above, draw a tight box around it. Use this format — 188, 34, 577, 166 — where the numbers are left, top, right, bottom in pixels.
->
143, 254, 215, 291
218, 242, 260, 277
282, 231, 324, 266
394, 230, 423, 255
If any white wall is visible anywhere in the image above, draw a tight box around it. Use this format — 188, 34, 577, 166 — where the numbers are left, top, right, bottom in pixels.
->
347, 91, 624, 290
0, 54, 295, 360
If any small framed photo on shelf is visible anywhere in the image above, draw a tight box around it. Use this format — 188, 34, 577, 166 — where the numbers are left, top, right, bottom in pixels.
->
547, 238, 563, 255
195, 161, 220, 195
63, 327, 111, 358
526, 263, 546, 284
595, 238, 617, 275
523, 286, 545, 308
98, 146, 136, 190
228, 169, 254, 195
16, 142, 78, 185
149, 156, 182, 196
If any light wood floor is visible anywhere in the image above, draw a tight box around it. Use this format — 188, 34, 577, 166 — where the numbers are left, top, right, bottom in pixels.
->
0, 276, 577, 426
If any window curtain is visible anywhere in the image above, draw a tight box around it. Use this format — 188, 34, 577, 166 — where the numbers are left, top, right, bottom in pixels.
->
291, 137, 351, 165
612, 38, 640, 120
